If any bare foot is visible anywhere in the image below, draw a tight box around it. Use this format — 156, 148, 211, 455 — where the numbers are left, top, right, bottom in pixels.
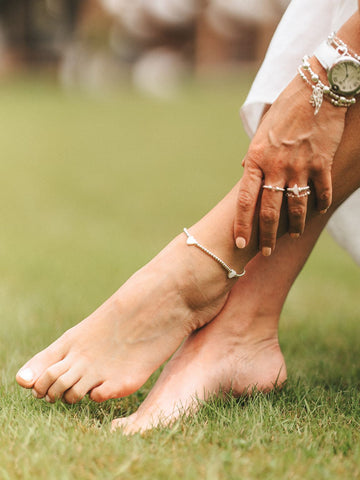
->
111, 290, 286, 434
16, 226, 244, 404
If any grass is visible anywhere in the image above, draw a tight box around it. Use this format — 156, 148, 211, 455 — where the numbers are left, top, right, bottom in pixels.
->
0, 75, 359, 480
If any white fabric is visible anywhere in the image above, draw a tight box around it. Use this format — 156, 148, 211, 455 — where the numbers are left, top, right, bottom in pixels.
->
240, 0, 360, 266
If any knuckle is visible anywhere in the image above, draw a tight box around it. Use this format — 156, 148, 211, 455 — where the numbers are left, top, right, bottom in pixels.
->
310, 158, 324, 173
287, 163, 302, 177
261, 232, 275, 244
318, 189, 332, 204
65, 388, 81, 404
56, 377, 67, 392
70, 386, 81, 401
237, 189, 254, 212
247, 144, 265, 164
312, 155, 331, 173
312, 163, 324, 174
288, 205, 306, 219
260, 207, 279, 225
45, 369, 57, 384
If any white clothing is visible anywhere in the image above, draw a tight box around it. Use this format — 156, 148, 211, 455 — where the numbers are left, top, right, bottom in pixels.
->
240, 0, 360, 266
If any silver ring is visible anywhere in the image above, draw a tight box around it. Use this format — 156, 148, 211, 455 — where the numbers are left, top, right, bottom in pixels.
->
286, 184, 310, 197
286, 190, 311, 198
262, 185, 285, 193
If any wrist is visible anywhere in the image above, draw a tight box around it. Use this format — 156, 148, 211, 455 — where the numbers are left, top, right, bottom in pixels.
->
336, 12, 360, 57
297, 53, 357, 115
313, 35, 360, 97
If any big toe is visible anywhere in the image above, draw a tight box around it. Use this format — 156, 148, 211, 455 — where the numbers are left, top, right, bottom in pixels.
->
16, 366, 37, 388
16, 347, 64, 389
111, 414, 138, 434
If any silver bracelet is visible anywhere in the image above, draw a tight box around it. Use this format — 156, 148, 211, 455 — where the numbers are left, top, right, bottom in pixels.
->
327, 32, 360, 62
183, 228, 245, 279
298, 56, 356, 115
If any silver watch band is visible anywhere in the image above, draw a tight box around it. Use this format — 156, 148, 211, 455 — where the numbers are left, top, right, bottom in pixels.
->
314, 41, 342, 71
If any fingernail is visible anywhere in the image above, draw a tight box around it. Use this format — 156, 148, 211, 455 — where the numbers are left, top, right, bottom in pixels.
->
236, 237, 246, 249
290, 233, 300, 239
32, 389, 39, 398
262, 247, 272, 257
17, 367, 34, 382
320, 208, 328, 215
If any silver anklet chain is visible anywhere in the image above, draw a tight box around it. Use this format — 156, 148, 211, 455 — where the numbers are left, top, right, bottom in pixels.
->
183, 228, 245, 279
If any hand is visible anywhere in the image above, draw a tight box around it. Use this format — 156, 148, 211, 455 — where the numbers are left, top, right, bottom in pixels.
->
234, 68, 347, 256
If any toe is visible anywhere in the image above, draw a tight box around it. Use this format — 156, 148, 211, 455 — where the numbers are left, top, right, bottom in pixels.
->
46, 367, 82, 403
111, 417, 127, 432
111, 414, 136, 433
16, 342, 67, 389
33, 360, 70, 399
16, 367, 36, 388
89, 379, 132, 403
89, 382, 113, 403
63, 376, 99, 404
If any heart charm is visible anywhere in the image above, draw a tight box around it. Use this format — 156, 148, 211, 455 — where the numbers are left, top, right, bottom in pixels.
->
186, 236, 197, 246
227, 269, 237, 279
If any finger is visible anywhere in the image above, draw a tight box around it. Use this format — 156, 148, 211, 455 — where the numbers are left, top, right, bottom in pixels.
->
312, 170, 332, 214
259, 181, 285, 255
286, 181, 310, 237
234, 164, 263, 248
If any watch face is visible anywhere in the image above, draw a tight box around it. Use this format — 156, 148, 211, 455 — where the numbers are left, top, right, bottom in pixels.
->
328, 57, 360, 96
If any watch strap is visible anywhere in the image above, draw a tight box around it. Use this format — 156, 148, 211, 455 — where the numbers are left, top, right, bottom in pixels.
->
314, 41, 342, 71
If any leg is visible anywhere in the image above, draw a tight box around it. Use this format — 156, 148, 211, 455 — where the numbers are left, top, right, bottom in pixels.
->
112, 214, 326, 433
112, 103, 360, 433
16, 103, 360, 404
15, 184, 261, 403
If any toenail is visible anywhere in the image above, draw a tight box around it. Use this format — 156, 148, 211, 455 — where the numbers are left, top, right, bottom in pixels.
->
111, 420, 120, 432
45, 395, 51, 403
17, 367, 34, 382
32, 389, 39, 398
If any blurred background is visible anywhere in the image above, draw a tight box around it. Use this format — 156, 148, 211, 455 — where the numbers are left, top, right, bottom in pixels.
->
1, 5, 360, 458
3, 0, 358, 358
1, 0, 291, 97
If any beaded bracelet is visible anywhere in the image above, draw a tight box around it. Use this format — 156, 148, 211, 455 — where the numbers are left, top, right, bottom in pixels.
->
327, 32, 360, 62
298, 56, 356, 115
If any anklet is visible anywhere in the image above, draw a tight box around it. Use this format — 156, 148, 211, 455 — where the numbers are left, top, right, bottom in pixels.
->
183, 228, 245, 279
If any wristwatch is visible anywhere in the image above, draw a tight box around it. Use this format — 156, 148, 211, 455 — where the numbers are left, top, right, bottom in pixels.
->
314, 41, 360, 96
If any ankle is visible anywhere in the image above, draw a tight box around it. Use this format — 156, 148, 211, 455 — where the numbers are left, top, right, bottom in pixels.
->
165, 234, 231, 325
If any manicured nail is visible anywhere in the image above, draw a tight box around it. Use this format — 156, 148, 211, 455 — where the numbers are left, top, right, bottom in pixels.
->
32, 389, 39, 398
236, 237, 246, 249
290, 233, 300, 239
262, 247, 272, 257
17, 367, 34, 382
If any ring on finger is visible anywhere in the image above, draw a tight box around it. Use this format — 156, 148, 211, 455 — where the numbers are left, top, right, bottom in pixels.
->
286, 184, 310, 198
262, 185, 285, 193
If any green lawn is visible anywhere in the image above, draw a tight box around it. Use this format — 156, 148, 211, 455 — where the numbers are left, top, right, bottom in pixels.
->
0, 76, 359, 480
